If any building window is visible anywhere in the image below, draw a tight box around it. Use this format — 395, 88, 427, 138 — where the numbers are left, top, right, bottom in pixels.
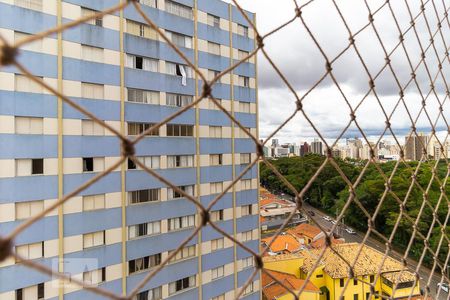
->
168, 245, 196, 263
126, 54, 159, 72
127, 122, 159, 136
126, 20, 157, 39
207, 69, 221, 82
242, 256, 253, 269
168, 215, 195, 231
167, 155, 194, 168
207, 14, 220, 28
81, 7, 103, 26
370, 275, 375, 283
239, 102, 251, 113
14, 31, 42, 52
210, 154, 223, 166
128, 156, 160, 170
340, 278, 344, 287
211, 265, 224, 280
81, 82, 104, 99
210, 182, 223, 194
15, 283, 44, 300
211, 238, 224, 251
82, 157, 104, 172
238, 75, 250, 87
166, 124, 194, 137
15, 200, 44, 220
241, 230, 252, 242
210, 210, 224, 222
354, 278, 358, 285
242, 282, 254, 295
138, 0, 157, 8
353, 294, 359, 300
241, 179, 252, 190
209, 126, 222, 138
14, 0, 43, 11
240, 153, 251, 164
168, 185, 195, 200
15, 116, 43, 134
166, 31, 192, 48
166, 62, 193, 78
83, 194, 105, 211
238, 49, 249, 61
129, 189, 160, 204
81, 45, 104, 63
129, 221, 161, 239
15, 74, 43, 93
82, 120, 105, 136
208, 98, 222, 110
239, 127, 252, 138
15, 242, 44, 261
241, 205, 252, 216
208, 41, 221, 55
135, 287, 162, 300
128, 88, 160, 104
15, 159, 44, 176
129, 253, 162, 274
168, 275, 196, 295
83, 267, 106, 286
212, 294, 225, 300
83, 231, 105, 249
166, 93, 193, 107
165, 0, 193, 19
237, 24, 248, 37
316, 274, 324, 278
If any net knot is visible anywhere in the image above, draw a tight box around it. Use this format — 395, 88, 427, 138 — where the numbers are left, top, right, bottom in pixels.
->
254, 255, 263, 269
200, 209, 210, 226
0, 43, 18, 66
202, 83, 212, 97
121, 139, 135, 157
0, 237, 12, 262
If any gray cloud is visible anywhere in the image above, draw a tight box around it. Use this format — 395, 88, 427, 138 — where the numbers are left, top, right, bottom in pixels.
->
229, 0, 449, 142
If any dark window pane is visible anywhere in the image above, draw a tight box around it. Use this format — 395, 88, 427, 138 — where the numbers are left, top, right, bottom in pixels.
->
83, 157, 94, 172
32, 159, 44, 174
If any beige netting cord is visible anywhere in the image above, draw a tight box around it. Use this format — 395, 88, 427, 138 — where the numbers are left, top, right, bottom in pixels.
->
0, 0, 449, 299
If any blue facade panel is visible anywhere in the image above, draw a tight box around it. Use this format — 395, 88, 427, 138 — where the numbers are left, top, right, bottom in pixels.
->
0, 176, 58, 203
0, 216, 58, 245
202, 275, 234, 299
0, 134, 57, 159
0, 91, 57, 118
63, 208, 122, 236
0, 258, 53, 293
126, 200, 197, 225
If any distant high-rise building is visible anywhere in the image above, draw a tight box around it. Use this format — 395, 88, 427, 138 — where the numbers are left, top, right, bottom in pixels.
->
0, 1, 259, 299
311, 139, 323, 155
271, 139, 279, 147
300, 142, 310, 157
404, 133, 428, 160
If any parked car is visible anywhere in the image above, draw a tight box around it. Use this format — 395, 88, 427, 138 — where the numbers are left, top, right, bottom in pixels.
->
322, 215, 332, 221
345, 227, 356, 234
437, 282, 449, 293
308, 210, 315, 216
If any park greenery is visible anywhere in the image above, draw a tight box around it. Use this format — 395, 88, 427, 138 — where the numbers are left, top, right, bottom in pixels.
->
260, 154, 449, 268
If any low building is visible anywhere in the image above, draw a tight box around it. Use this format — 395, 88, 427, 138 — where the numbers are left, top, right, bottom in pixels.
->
262, 269, 321, 300
287, 223, 323, 245
261, 234, 302, 255
300, 243, 423, 300
263, 243, 424, 300
260, 189, 307, 232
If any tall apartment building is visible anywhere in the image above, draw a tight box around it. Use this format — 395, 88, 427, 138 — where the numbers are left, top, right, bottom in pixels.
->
404, 133, 427, 161
310, 139, 323, 155
0, 0, 259, 299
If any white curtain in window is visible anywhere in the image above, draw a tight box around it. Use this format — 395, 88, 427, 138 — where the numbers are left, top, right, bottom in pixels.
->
126, 54, 134, 68
166, 62, 177, 75
179, 65, 187, 86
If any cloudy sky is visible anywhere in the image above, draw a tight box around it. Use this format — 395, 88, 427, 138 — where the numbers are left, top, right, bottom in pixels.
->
226, 0, 450, 145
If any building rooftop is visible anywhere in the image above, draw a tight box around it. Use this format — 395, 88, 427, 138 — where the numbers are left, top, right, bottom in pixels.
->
261, 234, 301, 253
300, 243, 412, 279
262, 270, 320, 300
288, 223, 323, 240
381, 270, 417, 283
310, 236, 345, 249
262, 252, 303, 263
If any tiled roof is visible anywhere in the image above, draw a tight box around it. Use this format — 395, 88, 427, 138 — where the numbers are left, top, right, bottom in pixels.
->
261, 234, 301, 253
262, 252, 303, 263
382, 270, 417, 283
310, 236, 345, 248
301, 243, 411, 278
288, 223, 323, 239
262, 270, 320, 299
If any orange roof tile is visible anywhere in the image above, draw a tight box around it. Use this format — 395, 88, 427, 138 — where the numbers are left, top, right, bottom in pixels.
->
288, 223, 322, 239
310, 237, 345, 249
261, 234, 301, 253
262, 270, 320, 299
